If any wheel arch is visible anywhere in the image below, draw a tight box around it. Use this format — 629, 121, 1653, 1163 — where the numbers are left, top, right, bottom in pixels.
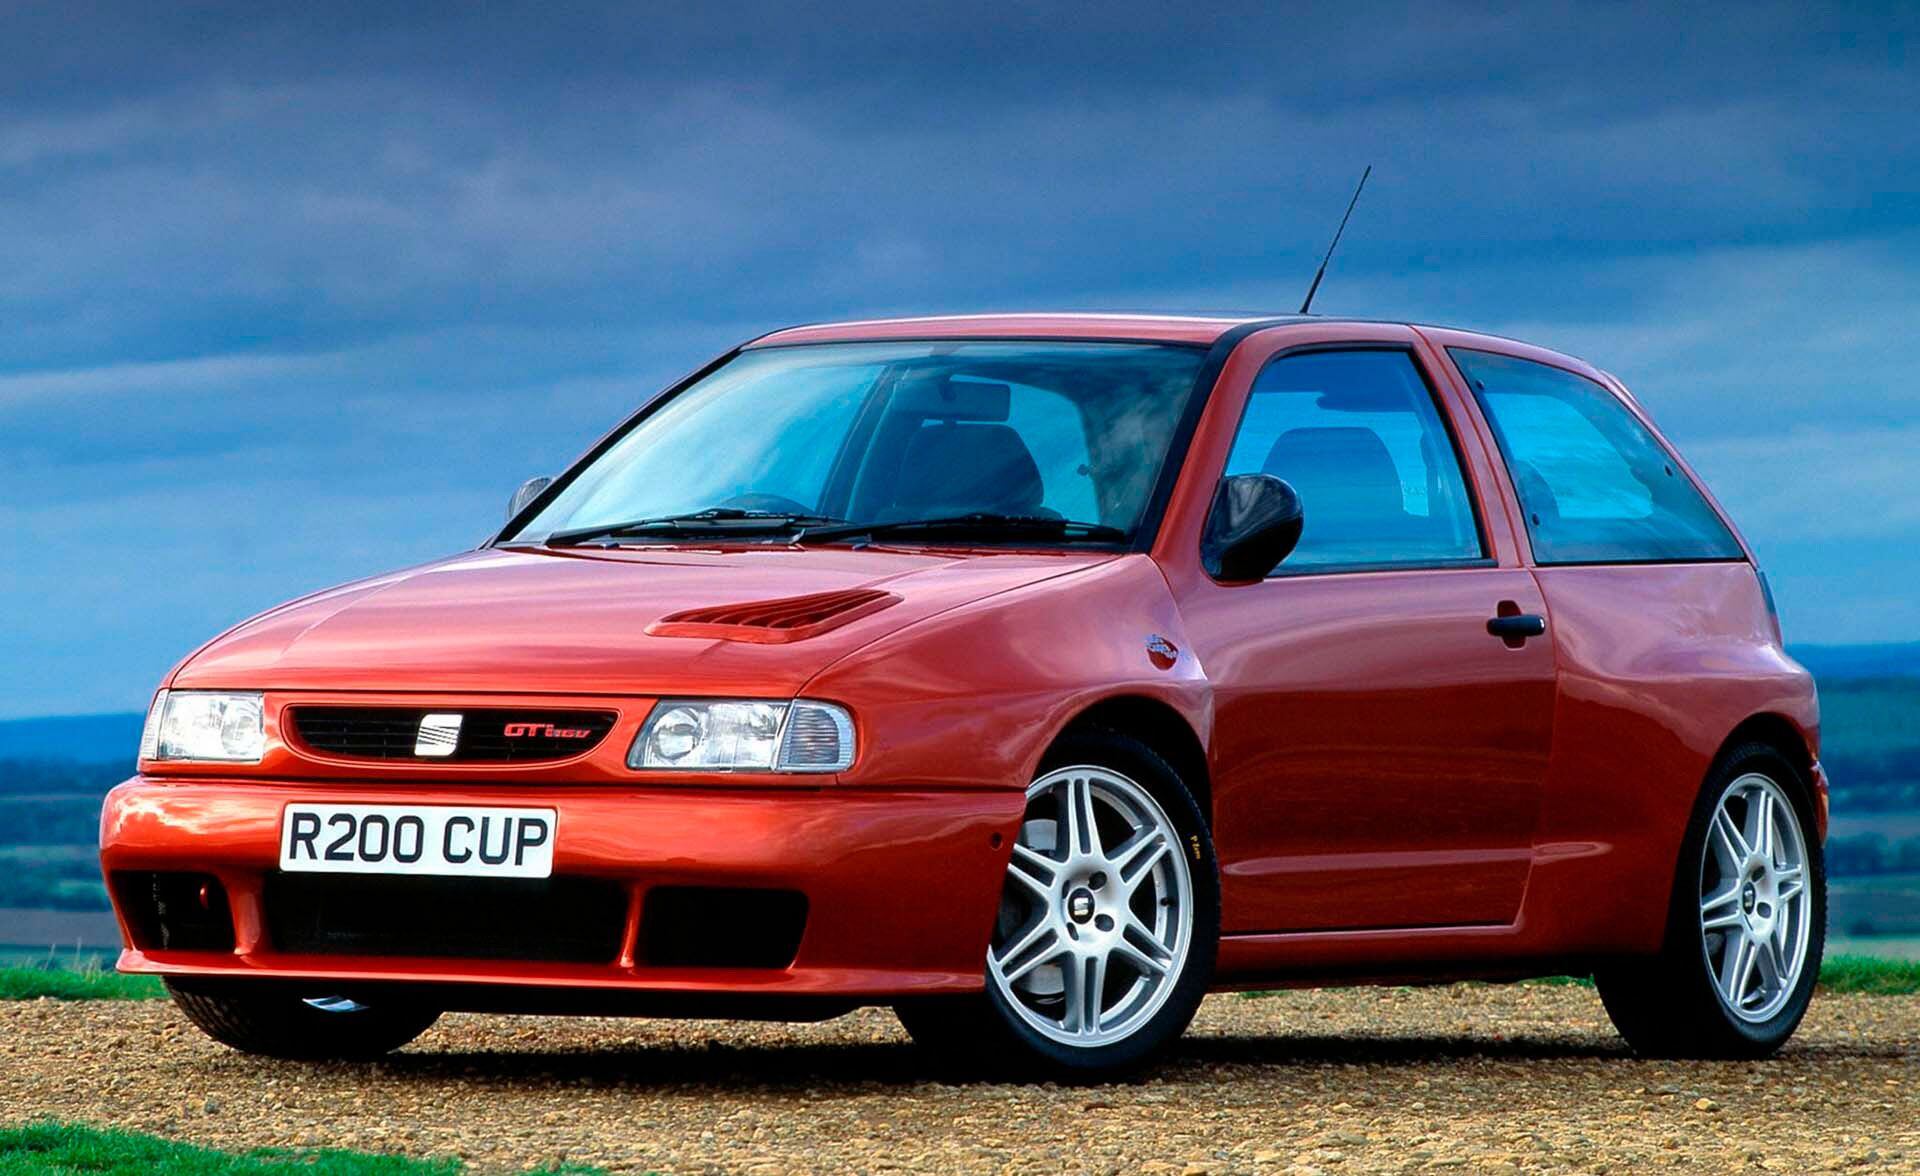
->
1713, 711, 1827, 850
1051, 695, 1213, 826
1642, 710, 1824, 964
1715, 712, 1815, 795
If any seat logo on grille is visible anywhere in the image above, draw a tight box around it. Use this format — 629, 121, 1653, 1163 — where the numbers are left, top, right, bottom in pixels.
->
414, 713, 463, 757
502, 722, 593, 739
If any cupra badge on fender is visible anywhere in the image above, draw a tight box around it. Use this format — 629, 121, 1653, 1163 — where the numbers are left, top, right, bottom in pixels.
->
1146, 633, 1179, 669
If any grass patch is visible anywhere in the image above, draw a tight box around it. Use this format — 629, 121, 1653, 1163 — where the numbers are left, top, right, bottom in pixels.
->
0, 1123, 462, 1175
0, 964, 163, 1001
1517, 973, 1595, 988
1818, 953, 1920, 995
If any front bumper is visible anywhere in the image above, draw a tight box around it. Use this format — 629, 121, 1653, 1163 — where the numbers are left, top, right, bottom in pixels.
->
101, 777, 1024, 1002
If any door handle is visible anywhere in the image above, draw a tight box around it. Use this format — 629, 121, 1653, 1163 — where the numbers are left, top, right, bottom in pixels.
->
1486, 613, 1547, 640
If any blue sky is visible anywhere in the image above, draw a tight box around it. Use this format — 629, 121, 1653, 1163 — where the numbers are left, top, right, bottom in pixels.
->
2, 1, 1917, 718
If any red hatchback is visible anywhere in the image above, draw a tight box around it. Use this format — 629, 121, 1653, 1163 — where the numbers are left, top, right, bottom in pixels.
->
104, 313, 1825, 1077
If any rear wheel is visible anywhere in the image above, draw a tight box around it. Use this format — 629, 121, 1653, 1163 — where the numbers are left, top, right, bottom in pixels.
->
167, 980, 440, 1060
896, 729, 1219, 1079
1596, 743, 1825, 1058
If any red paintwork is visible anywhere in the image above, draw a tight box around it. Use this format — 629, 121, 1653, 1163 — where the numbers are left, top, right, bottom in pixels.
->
103, 313, 1821, 1002
645, 587, 902, 644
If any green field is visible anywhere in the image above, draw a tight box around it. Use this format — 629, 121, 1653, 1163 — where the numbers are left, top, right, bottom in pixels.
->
0, 963, 161, 1001
0, 793, 102, 849
0, 1123, 468, 1176
1818, 955, 1920, 995
0, 845, 108, 910
1829, 872, 1920, 937
1829, 934, 1920, 961
1819, 678, 1920, 812
0, 945, 118, 969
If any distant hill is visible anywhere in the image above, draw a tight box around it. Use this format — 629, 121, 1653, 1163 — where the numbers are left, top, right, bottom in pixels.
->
1790, 643, 1920, 682
0, 713, 141, 764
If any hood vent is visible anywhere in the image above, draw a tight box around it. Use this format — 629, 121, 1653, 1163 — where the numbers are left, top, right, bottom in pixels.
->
647, 587, 900, 644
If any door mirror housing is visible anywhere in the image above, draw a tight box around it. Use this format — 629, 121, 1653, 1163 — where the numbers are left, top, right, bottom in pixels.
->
1201, 474, 1304, 581
507, 476, 554, 522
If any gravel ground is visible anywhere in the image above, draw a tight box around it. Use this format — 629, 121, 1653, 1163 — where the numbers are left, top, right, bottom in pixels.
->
3, 986, 1916, 1174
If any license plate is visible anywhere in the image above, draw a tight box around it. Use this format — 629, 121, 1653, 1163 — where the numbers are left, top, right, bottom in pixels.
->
279, 804, 557, 878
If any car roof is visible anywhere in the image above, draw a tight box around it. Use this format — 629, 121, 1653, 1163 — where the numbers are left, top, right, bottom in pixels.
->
750, 312, 1300, 347
746, 312, 1570, 360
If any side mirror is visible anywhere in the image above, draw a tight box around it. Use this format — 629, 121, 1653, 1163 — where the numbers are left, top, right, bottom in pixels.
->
507, 476, 554, 522
1201, 474, 1304, 581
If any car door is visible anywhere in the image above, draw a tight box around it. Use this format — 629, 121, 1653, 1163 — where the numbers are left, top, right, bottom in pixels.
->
1166, 326, 1557, 933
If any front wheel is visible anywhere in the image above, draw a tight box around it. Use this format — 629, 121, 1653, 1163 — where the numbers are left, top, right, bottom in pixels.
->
1596, 743, 1825, 1058
167, 980, 440, 1060
896, 729, 1220, 1079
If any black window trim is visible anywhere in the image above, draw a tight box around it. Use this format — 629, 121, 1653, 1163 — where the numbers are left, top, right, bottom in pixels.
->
1208, 340, 1498, 582
1443, 345, 1750, 570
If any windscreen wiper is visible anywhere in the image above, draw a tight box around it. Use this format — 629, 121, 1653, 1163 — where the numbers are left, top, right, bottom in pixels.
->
793, 513, 1128, 546
543, 508, 842, 547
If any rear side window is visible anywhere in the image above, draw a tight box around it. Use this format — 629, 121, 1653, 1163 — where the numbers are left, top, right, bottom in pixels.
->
1449, 348, 1743, 565
1224, 349, 1483, 571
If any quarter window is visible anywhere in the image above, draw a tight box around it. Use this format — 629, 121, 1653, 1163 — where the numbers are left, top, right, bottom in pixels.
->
1449, 348, 1743, 565
1224, 349, 1483, 571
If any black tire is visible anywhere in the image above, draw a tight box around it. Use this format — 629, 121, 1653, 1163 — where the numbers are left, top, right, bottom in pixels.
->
166, 980, 440, 1060
1595, 742, 1825, 1059
896, 727, 1221, 1081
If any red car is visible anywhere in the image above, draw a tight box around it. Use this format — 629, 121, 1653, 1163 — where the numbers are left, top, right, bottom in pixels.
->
103, 313, 1826, 1077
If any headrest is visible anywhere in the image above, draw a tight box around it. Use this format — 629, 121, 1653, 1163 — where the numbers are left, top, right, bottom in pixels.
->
889, 376, 1012, 421
890, 423, 1045, 517
1263, 427, 1404, 521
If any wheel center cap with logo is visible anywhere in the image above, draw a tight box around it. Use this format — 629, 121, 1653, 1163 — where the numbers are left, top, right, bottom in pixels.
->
1067, 888, 1096, 924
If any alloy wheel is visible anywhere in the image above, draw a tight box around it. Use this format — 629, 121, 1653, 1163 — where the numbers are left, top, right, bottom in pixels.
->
1698, 772, 1812, 1023
987, 764, 1193, 1047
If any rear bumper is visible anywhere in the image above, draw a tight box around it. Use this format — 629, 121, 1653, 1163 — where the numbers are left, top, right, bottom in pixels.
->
100, 777, 1024, 1001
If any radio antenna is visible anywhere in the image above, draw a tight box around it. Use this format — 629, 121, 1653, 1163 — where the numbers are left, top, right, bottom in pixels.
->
1298, 164, 1372, 315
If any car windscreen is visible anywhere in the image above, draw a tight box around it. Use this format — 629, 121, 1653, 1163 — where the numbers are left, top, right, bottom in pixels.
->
506, 340, 1209, 546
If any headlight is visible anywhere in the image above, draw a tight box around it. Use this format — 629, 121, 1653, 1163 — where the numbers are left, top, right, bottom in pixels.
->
629, 699, 854, 773
139, 690, 266, 763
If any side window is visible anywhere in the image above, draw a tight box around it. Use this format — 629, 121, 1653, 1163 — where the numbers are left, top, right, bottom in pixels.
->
1224, 349, 1483, 571
1449, 348, 1743, 565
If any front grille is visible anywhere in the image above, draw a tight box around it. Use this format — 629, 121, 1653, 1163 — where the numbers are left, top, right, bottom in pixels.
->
289, 707, 618, 762
264, 873, 628, 963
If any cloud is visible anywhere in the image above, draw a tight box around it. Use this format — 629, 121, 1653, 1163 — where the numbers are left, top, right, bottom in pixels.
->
1689, 425, 1920, 542
1, 0, 1918, 714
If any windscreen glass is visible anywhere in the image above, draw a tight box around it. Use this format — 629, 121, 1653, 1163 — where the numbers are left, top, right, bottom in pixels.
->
510, 341, 1207, 545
